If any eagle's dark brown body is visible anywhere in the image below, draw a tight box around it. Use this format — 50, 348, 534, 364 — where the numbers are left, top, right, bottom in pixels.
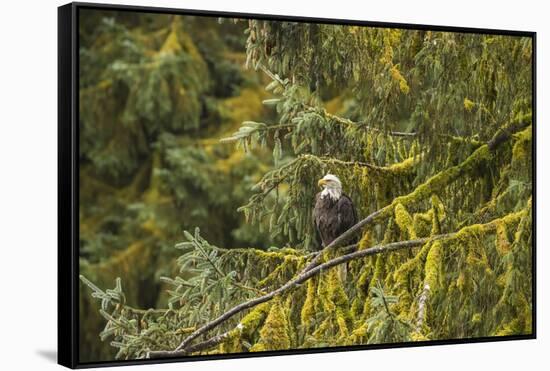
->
313, 192, 358, 250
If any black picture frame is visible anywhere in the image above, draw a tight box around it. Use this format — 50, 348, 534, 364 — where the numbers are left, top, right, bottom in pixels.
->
58, 2, 537, 368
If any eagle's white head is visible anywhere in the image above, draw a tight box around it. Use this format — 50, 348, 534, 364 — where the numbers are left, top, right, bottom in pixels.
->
318, 174, 342, 201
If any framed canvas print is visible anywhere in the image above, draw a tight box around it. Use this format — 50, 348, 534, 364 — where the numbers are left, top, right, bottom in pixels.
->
58, 2, 536, 368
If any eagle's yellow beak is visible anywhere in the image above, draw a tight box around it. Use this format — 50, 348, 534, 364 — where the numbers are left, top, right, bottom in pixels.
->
318, 178, 327, 187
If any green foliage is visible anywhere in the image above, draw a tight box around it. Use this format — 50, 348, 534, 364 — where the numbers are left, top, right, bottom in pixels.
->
80, 12, 533, 362
250, 299, 291, 351
365, 283, 412, 344
160, 228, 254, 315
78, 10, 278, 361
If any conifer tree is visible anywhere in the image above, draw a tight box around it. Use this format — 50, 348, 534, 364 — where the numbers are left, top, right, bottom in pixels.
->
80, 15, 533, 361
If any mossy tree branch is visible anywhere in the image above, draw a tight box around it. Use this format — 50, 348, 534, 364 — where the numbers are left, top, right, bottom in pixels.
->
300, 112, 531, 273
152, 113, 530, 355
147, 202, 528, 358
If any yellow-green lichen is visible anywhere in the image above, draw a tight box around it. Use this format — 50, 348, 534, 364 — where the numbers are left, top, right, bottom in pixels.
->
495, 222, 512, 256
327, 269, 352, 339
413, 212, 432, 237
410, 332, 430, 341
390, 65, 410, 94
463, 98, 475, 112
220, 302, 271, 353
386, 155, 419, 175
394, 203, 416, 239
249, 299, 290, 352
372, 144, 493, 225
424, 241, 443, 294
358, 230, 372, 251
349, 321, 369, 343
511, 125, 532, 169
300, 277, 317, 329
393, 242, 432, 286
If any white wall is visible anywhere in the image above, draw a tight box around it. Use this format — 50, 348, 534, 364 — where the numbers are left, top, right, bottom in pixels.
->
0, 0, 545, 369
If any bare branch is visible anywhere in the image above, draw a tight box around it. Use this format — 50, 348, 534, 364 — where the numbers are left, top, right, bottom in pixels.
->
323, 110, 416, 137
416, 283, 430, 332
148, 331, 231, 358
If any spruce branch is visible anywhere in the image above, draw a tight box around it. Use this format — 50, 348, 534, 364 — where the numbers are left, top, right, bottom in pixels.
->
260, 63, 417, 138
300, 112, 531, 273
322, 109, 417, 137
222, 64, 416, 146
148, 236, 430, 358
147, 202, 528, 358
184, 229, 266, 295
148, 114, 531, 357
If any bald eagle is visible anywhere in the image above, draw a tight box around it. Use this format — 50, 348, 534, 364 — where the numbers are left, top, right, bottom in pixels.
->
313, 174, 358, 250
